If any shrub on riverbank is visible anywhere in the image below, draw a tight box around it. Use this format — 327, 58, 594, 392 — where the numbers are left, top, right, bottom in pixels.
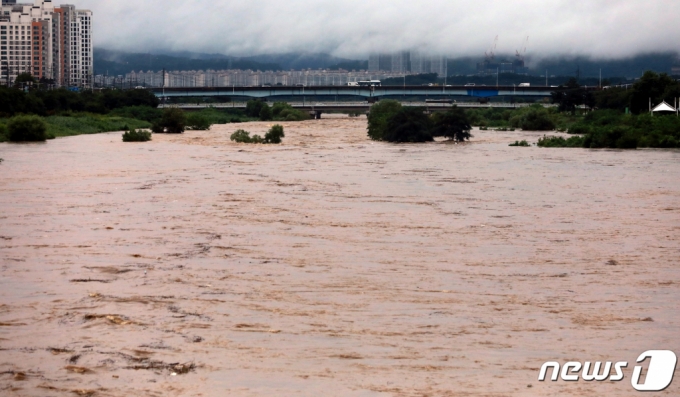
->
509, 140, 530, 147
230, 125, 285, 144
537, 135, 585, 148
510, 106, 556, 131
230, 129, 253, 143
152, 108, 187, 134
230, 129, 264, 143
7, 115, 48, 142
264, 125, 285, 144
467, 105, 580, 131
123, 129, 152, 142
271, 102, 310, 121
568, 112, 680, 149
191, 108, 255, 124
186, 113, 212, 130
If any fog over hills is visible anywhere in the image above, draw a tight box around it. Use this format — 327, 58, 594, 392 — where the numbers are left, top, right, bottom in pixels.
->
96, 49, 678, 79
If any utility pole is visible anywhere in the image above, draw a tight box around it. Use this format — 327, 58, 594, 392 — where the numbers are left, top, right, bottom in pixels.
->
162, 68, 165, 105
599, 68, 602, 88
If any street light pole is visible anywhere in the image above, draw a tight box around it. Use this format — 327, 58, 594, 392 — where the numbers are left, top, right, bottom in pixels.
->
599, 68, 602, 88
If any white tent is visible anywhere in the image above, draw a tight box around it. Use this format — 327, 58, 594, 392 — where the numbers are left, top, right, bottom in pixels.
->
652, 101, 676, 113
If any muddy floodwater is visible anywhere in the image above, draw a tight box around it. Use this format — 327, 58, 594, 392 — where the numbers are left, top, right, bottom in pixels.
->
0, 115, 679, 396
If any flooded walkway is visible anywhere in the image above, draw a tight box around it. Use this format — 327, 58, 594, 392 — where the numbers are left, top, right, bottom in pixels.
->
1, 116, 679, 396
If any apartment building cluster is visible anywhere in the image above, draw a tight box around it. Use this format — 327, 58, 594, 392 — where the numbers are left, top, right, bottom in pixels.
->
369, 51, 447, 76
122, 68, 409, 88
0, 0, 92, 87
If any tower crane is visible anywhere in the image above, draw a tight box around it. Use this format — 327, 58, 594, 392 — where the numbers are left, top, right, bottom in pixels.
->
485, 35, 498, 62
516, 36, 529, 62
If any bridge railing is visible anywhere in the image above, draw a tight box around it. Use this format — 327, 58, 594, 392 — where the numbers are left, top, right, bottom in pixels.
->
158, 101, 557, 110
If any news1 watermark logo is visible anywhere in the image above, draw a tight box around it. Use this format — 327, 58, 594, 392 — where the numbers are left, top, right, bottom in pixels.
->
538, 350, 677, 391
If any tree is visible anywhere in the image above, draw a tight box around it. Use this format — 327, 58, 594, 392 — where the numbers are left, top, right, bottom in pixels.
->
551, 78, 593, 114
264, 124, 285, 144
259, 104, 273, 121
152, 108, 187, 133
628, 71, 679, 114
431, 106, 472, 141
245, 100, 265, 118
271, 102, 309, 121
186, 113, 211, 130
383, 108, 433, 143
230, 129, 253, 143
367, 100, 402, 140
7, 115, 48, 142
516, 106, 556, 131
594, 87, 632, 111
14, 73, 37, 88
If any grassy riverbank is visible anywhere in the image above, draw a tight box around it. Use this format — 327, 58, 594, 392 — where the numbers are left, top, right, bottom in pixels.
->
0, 108, 257, 143
0, 114, 150, 142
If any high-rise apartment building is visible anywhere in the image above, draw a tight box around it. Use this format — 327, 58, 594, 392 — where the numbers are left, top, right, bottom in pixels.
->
369, 51, 448, 76
410, 51, 430, 74
0, 0, 92, 87
368, 52, 397, 72
391, 51, 409, 74
429, 55, 446, 77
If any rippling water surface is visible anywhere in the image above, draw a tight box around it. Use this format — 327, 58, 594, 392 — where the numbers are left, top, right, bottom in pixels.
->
1, 116, 679, 396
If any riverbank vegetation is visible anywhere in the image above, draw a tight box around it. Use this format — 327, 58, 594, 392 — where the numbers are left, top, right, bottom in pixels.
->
245, 100, 310, 122
122, 129, 152, 142
466, 72, 680, 149
0, 77, 259, 142
6, 115, 49, 142
230, 125, 285, 144
368, 100, 472, 143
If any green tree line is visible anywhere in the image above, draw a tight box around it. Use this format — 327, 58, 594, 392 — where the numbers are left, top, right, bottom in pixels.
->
367, 100, 472, 143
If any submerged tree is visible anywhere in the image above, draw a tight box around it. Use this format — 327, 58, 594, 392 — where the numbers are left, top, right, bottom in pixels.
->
367, 100, 402, 141
383, 107, 433, 143
431, 106, 472, 142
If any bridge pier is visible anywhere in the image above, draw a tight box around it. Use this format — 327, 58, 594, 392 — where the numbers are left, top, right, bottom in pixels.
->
308, 110, 323, 119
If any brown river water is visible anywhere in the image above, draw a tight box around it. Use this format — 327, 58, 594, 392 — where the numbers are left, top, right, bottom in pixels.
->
1, 115, 679, 396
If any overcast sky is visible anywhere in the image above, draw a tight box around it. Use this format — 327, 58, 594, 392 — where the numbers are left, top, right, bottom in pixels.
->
78, 0, 680, 60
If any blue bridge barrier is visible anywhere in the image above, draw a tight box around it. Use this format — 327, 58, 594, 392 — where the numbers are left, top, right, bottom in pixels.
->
150, 85, 574, 100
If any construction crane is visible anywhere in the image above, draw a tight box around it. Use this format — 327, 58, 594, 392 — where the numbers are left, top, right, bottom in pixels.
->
485, 35, 498, 62
515, 36, 529, 62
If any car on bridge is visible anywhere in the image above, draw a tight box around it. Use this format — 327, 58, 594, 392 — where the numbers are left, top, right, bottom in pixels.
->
465, 83, 475, 87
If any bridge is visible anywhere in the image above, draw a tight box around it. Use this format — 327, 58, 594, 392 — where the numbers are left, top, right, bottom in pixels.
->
150, 85, 574, 100
160, 101, 560, 119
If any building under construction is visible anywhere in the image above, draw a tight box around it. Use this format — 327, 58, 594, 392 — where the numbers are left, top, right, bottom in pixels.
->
477, 36, 529, 75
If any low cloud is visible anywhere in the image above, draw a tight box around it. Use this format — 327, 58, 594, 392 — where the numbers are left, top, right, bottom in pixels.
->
79, 0, 680, 60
